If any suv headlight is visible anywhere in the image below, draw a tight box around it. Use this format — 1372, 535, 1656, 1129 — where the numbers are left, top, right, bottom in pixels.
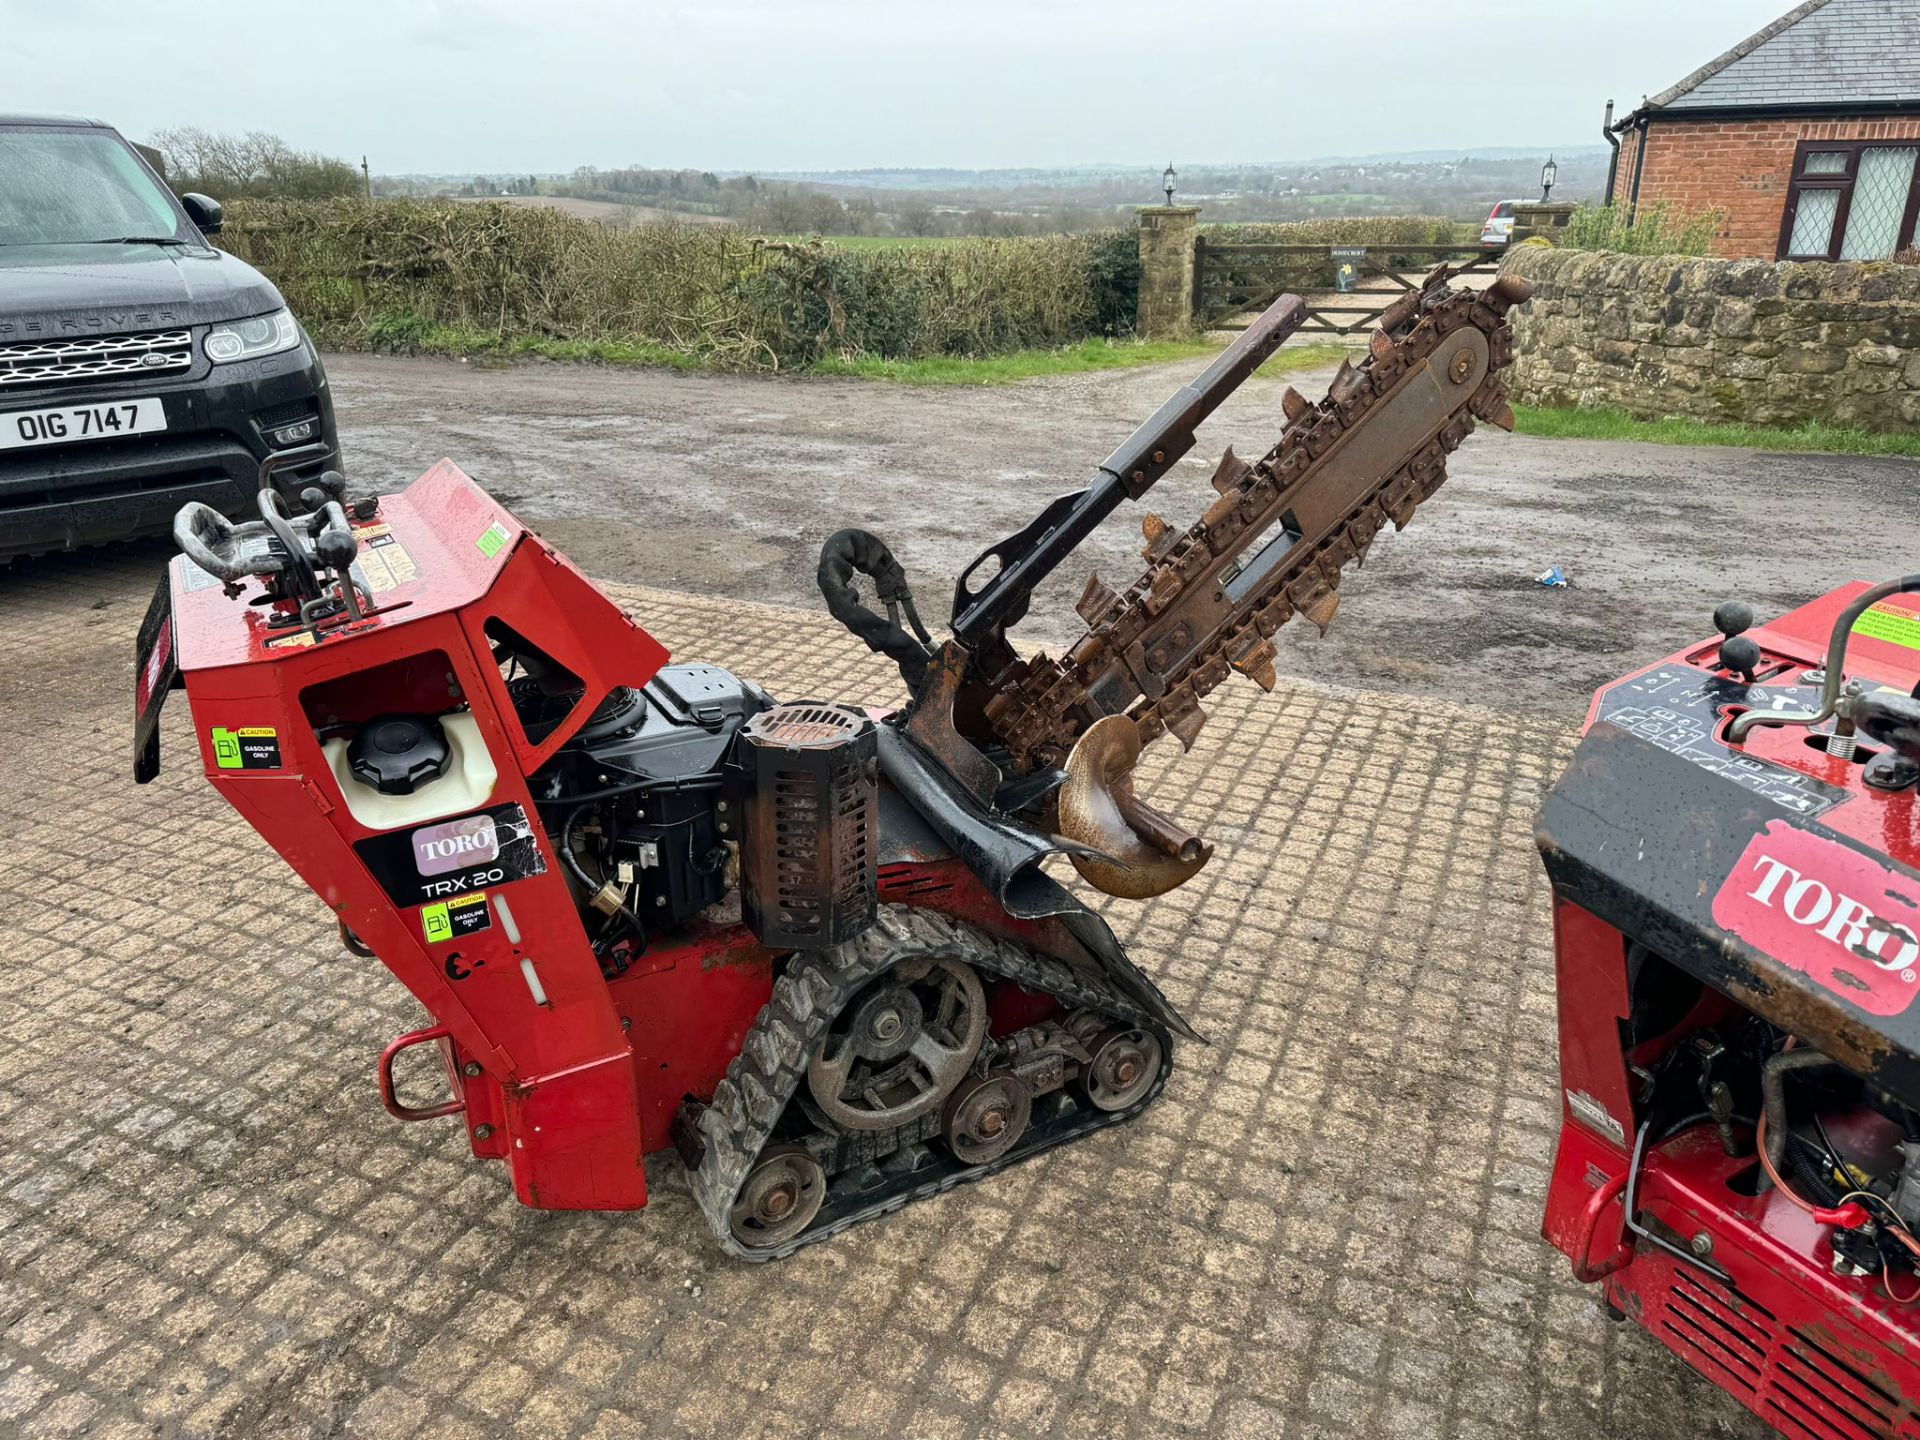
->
206, 309, 301, 364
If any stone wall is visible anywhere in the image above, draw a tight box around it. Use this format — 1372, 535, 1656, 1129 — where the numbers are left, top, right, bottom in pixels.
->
1500, 244, 1920, 430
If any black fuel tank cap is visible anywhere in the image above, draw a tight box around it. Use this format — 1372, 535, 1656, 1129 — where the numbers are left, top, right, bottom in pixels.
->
347, 713, 452, 795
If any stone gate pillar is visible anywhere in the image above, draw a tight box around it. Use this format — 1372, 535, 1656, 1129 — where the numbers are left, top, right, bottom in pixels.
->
1135, 205, 1200, 339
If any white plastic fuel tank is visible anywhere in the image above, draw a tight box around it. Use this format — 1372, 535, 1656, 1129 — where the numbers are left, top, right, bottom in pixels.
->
323, 712, 498, 831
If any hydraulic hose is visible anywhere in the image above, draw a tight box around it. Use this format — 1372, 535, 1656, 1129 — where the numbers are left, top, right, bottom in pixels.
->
816, 529, 933, 690
1756, 1046, 1870, 1229
1761, 1046, 1840, 1176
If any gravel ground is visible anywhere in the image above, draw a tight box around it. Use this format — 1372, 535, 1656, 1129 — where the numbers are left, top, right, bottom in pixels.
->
6, 347, 1914, 1440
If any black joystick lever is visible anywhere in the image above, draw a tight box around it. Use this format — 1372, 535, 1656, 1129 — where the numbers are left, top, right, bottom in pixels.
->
1714, 601, 1759, 683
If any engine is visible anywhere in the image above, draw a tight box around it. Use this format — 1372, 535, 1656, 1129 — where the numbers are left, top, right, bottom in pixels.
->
492, 633, 882, 974
495, 655, 767, 969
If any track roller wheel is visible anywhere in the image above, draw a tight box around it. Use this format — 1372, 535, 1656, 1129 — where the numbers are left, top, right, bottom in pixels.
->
728, 1145, 826, 1250
1080, 1026, 1163, 1112
941, 1070, 1032, 1165
805, 955, 987, 1131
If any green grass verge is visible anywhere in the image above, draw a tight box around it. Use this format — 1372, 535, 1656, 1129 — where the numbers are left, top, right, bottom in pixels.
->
1512, 405, 1920, 459
360, 310, 1356, 388
360, 315, 708, 372
811, 338, 1353, 387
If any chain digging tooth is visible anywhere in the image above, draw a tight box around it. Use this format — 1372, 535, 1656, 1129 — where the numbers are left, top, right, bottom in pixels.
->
1281, 386, 1311, 424
1487, 273, 1535, 308
1378, 291, 1420, 333
1208, 447, 1250, 495
1141, 512, 1174, 560
1305, 590, 1341, 634
1076, 573, 1118, 626
1160, 688, 1207, 750
1228, 636, 1278, 691
1368, 328, 1395, 363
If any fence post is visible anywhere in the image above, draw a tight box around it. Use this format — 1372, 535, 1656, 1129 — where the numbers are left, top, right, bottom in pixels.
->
1135, 205, 1201, 339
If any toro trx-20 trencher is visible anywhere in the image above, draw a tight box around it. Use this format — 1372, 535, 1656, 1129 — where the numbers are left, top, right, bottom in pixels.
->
1540, 583, 1920, 1432
135, 274, 1529, 1258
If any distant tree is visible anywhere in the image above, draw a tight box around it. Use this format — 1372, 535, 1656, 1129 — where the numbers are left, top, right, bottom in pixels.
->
900, 201, 939, 237
151, 127, 361, 200
756, 190, 814, 233
803, 193, 846, 234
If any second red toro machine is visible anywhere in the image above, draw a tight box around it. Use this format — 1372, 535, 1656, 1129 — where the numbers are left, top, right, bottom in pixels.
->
1541, 580, 1920, 1435
135, 274, 1529, 1259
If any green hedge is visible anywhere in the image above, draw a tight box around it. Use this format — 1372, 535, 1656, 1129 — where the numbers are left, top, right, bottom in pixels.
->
216, 199, 1140, 369
1200, 215, 1455, 248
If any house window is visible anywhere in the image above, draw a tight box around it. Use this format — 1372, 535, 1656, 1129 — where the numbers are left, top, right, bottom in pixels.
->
1779, 140, 1920, 261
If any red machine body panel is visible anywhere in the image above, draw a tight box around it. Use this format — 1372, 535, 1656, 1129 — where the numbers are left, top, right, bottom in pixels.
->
146, 460, 1109, 1223
1541, 584, 1920, 1435
158, 461, 724, 1210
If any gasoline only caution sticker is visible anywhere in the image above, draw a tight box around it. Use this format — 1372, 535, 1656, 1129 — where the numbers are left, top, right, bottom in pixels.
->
422, 891, 492, 944
476, 520, 510, 558
211, 726, 281, 769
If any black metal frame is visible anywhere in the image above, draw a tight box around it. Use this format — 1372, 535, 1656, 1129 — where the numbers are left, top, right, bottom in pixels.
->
1192, 242, 1497, 334
1777, 139, 1920, 261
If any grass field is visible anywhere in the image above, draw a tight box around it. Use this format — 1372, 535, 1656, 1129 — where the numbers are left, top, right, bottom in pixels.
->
1512, 405, 1920, 459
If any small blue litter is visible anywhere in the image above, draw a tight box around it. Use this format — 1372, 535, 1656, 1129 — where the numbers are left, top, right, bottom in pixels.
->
1536, 566, 1569, 588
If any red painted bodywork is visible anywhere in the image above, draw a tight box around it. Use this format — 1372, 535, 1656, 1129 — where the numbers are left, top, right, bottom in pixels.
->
156, 461, 1044, 1217
1546, 585, 1920, 1434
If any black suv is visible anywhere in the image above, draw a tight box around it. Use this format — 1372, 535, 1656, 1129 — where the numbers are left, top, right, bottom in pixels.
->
0, 114, 341, 563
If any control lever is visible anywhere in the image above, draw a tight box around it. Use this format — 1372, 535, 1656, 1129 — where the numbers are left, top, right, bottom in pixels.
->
1728, 575, 1920, 744
1713, 601, 1759, 682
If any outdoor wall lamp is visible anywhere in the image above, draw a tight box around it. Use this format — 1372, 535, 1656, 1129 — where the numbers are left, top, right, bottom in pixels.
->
1163, 163, 1176, 204
1540, 155, 1557, 202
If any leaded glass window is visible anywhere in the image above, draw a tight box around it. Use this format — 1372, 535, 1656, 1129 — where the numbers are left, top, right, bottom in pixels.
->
1781, 141, 1920, 261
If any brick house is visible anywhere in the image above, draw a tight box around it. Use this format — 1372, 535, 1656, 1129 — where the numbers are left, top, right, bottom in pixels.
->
1608, 0, 1920, 260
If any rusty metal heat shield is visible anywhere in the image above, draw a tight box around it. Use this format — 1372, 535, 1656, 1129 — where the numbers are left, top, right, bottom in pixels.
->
740, 703, 878, 949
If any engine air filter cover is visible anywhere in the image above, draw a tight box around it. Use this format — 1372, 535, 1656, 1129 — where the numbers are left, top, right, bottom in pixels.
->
740, 702, 878, 949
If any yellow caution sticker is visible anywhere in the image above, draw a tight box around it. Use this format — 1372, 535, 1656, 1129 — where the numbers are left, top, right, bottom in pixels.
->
422, 891, 492, 944
1854, 603, 1920, 652
211, 726, 281, 769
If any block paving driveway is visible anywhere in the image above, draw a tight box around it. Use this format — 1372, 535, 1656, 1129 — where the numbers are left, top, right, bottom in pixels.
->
1, 556, 1768, 1440
14, 350, 1912, 1439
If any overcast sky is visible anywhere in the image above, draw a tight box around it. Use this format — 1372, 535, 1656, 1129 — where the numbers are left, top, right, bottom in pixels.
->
6, 0, 1795, 175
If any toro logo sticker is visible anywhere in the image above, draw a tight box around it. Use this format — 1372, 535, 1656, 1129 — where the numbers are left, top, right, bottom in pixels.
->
1713, 820, 1920, 1016
354, 802, 546, 909
412, 814, 500, 877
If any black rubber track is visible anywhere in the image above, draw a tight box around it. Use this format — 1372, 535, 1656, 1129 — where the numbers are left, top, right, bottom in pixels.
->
685, 904, 1174, 1262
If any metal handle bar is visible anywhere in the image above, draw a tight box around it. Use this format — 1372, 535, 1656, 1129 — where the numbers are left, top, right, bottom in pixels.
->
1727, 574, 1920, 743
